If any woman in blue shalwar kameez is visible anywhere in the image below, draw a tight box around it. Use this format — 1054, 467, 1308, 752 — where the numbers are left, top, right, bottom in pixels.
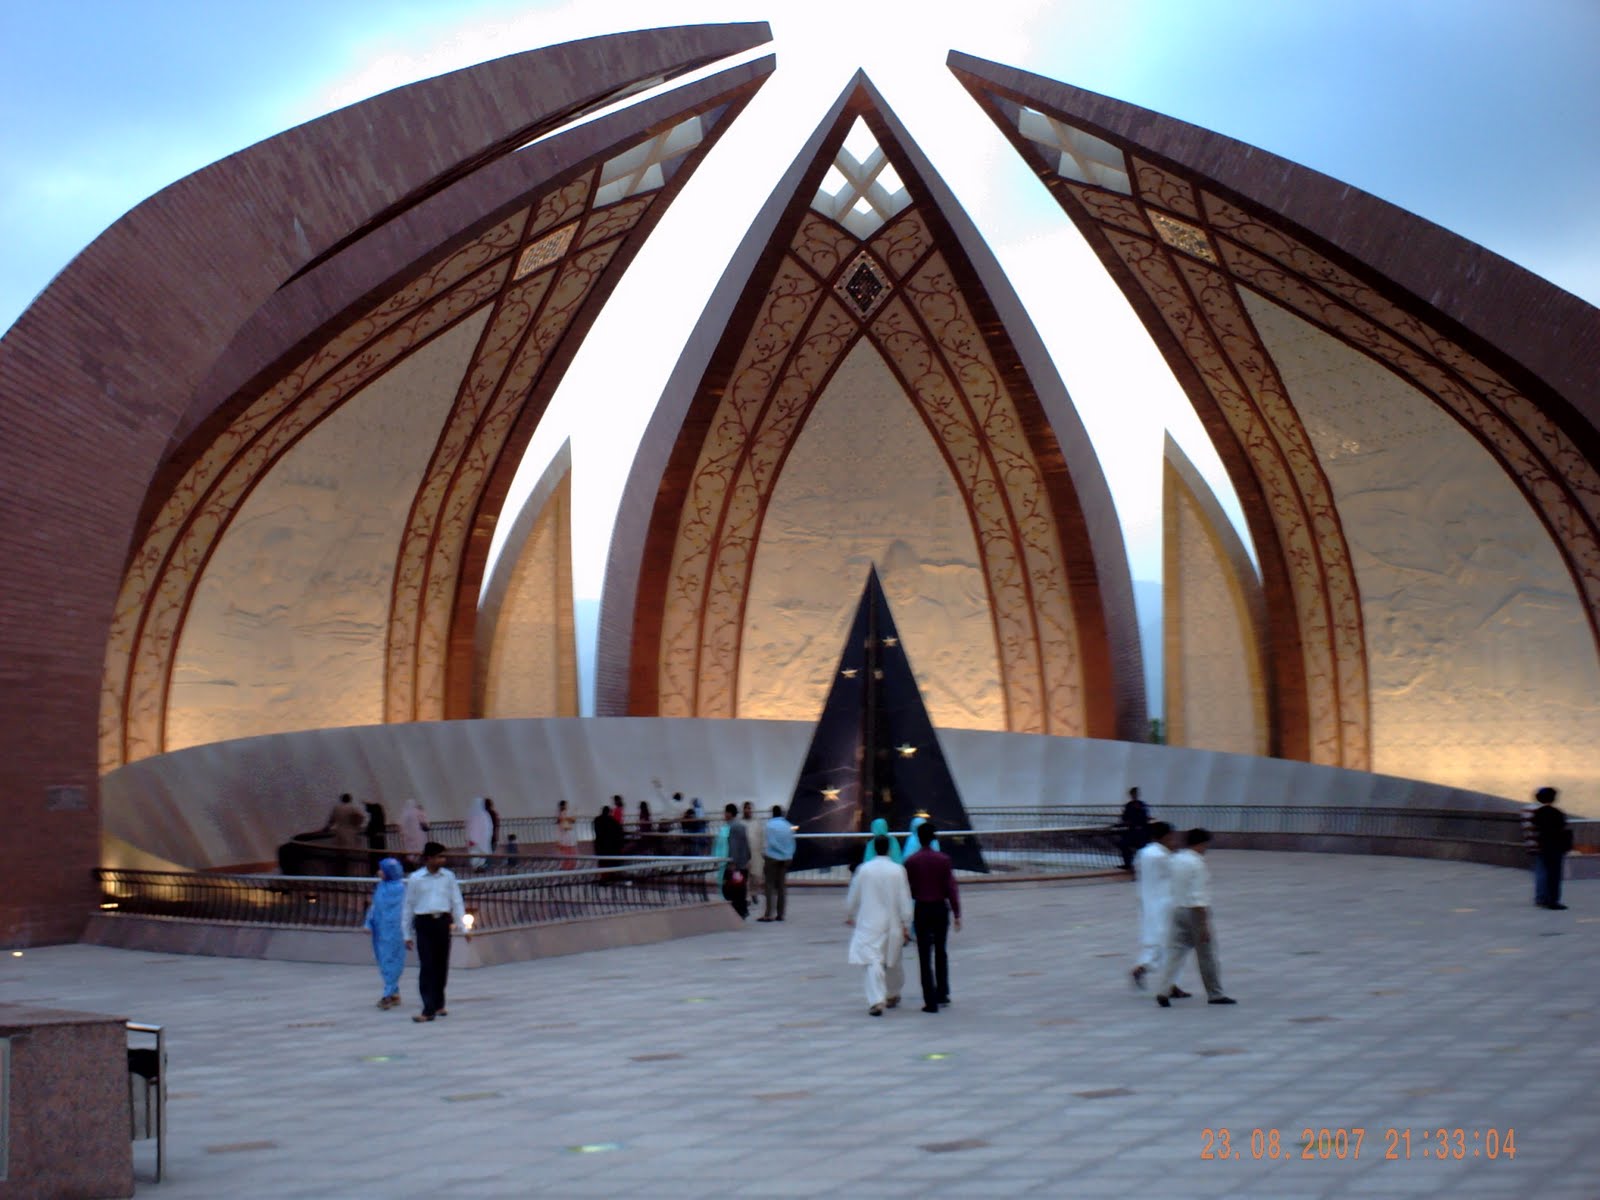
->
364, 858, 407, 1009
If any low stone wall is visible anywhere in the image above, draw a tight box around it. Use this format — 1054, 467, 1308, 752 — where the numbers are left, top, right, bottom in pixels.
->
1207, 831, 1529, 868
100, 717, 1532, 872
81, 901, 742, 967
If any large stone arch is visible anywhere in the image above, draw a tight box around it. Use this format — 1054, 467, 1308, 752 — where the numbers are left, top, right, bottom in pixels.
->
599, 75, 1145, 740
0, 24, 771, 944
953, 52, 1600, 794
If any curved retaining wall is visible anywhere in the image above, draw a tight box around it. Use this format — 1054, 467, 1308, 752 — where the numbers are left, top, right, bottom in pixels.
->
100, 718, 1525, 872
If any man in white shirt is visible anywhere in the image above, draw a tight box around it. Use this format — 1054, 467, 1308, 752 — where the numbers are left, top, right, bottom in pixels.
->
1131, 822, 1186, 993
845, 833, 914, 1016
1153, 828, 1236, 1007
403, 841, 471, 1023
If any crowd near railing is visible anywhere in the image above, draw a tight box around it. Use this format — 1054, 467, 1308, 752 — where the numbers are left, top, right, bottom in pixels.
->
785, 826, 1120, 881
101, 803, 1594, 931
96, 858, 718, 932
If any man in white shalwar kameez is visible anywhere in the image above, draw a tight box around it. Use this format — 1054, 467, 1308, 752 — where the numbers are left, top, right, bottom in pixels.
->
846, 833, 914, 1016
1131, 823, 1181, 991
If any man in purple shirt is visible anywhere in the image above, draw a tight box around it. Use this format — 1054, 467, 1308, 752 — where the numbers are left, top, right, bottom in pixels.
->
903, 821, 961, 1013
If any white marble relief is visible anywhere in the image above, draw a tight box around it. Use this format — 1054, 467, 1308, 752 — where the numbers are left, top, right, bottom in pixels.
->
737, 340, 1003, 729
1245, 290, 1600, 803
166, 311, 491, 750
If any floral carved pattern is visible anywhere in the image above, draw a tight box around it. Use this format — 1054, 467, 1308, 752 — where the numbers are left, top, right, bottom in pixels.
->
1098, 225, 1361, 765
790, 212, 860, 280
1170, 254, 1367, 765
653, 208, 1085, 734
387, 185, 651, 721
1057, 135, 1600, 766
869, 209, 934, 280
1132, 159, 1200, 219
656, 251, 849, 716
99, 210, 529, 771
874, 255, 1083, 734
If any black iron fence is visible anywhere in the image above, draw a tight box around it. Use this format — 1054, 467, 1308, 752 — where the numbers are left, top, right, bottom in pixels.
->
96, 859, 719, 932
292, 818, 708, 874
959, 804, 1556, 870
787, 826, 1121, 882
776, 805, 1575, 879
964, 805, 1527, 842
412, 805, 1559, 848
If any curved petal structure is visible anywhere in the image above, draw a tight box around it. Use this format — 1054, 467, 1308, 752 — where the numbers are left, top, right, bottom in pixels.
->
0, 24, 771, 944
598, 74, 1145, 740
953, 52, 1600, 797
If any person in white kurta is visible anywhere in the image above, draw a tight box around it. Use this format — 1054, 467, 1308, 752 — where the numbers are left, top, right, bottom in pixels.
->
741, 801, 766, 898
846, 838, 914, 1014
1131, 823, 1180, 989
466, 797, 493, 871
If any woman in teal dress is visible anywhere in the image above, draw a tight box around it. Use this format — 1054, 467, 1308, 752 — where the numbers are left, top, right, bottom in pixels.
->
861, 816, 903, 864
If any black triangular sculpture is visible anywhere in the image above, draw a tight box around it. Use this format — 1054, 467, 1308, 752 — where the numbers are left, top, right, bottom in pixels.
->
787, 567, 986, 873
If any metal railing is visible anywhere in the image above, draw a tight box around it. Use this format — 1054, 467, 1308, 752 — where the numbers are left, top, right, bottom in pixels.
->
96, 858, 719, 932
400, 804, 1553, 848
772, 805, 1556, 880
288, 819, 705, 874
959, 805, 1528, 842
788, 826, 1122, 882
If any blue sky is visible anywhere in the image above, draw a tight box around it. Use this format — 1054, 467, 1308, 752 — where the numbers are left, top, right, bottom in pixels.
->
5, 1, 1597, 333
4, 1, 1597, 712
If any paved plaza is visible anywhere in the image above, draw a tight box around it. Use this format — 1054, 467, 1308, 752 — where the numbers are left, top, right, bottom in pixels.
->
5, 851, 1597, 1199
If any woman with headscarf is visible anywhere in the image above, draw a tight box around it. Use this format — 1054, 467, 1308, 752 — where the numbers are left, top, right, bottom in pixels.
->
363, 858, 407, 1009
466, 797, 493, 871
364, 800, 388, 853
903, 814, 939, 862
398, 799, 429, 864
861, 816, 903, 864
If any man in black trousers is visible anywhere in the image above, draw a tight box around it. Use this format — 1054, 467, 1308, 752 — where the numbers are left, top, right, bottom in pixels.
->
903, 821, 961, 1013
1530, 786, 1573, 910
402, 841, 471, 1022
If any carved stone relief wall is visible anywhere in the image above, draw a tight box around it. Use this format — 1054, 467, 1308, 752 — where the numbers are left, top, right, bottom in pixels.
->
1079, 179, 1369, 769
165, 312, 489, 750
963, 73, 1600, 785
385, 180, 656, 723
100, 213, 525, 772
737, 340, 1002, 727
1243, 291, 1600, 801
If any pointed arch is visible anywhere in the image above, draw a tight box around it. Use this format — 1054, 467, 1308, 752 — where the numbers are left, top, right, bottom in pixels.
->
599, 75, 1145, 739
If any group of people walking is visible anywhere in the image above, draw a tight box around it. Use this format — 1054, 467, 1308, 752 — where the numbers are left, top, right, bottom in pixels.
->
845, 818, 962, 1016
1130, 823, 1237, 1007
714, 804, 797, 921
356, 781, 1578, 1028
362, 841, 471, 1021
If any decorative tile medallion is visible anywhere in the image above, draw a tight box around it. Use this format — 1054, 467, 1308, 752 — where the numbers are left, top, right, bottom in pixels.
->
514, 221, 578, 279
833, 251, 891, 319
1148, 209, 1217, 262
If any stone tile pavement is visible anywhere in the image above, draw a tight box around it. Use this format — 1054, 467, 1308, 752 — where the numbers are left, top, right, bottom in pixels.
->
3, 852, 1596, 1198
